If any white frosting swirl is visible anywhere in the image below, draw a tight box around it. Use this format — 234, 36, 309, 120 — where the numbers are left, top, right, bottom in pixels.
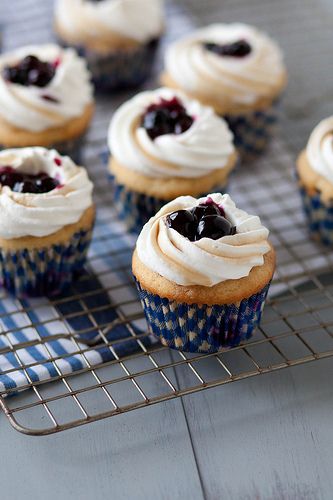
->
55, 0, 164, 44
165, 23, 286, 108
0, 147, 93, 239
108, 87, 235, 178
0, 44, 93, 132
136, 193, 270, 287
306, 116, 333, 184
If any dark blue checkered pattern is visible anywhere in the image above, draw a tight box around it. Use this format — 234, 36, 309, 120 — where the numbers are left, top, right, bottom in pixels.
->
0, 227, 93, 298
0, 215, 154, 394
224, 106, 278, 161
0, 270, 151, 395
59, 40, 159, 91
299, 187, 333, 245
135, 280, 271, 353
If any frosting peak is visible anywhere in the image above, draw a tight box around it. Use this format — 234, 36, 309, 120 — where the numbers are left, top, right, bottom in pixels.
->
306, 116, 333, 184
108, 87, 235, 179
0, 44, 93, 132
55, 0, 164, 44
136, 193, 270, 287
164, 23, 287, 111
0, 147, 93, 239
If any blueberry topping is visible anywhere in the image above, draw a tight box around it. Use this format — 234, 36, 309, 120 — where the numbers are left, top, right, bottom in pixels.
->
141, 97, 194, 140
3, 55, 56, 87
197, 215, 235, 240
0, 166, 60, 194
166, 200, 236, 241
166, 209, 197, 241
204, 39, 252, 58
191, 203, 221, 221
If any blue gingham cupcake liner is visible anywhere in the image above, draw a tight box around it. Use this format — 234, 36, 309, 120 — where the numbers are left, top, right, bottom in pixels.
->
109, 174, 229, 234
61, 40, 159, 91
109, 174, 168, 233
135, 279, 271, 353
299, 186, 333, 245
0, 226, 94, 298
224, 105, 278, 161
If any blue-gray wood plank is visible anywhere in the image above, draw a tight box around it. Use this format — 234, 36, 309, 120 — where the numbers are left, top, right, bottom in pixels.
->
1, 0, 333, 499
1, 361, 333, 499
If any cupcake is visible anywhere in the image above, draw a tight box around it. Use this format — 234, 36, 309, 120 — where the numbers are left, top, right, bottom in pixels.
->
161, 23, 287, 160
133, 193, 275, 353
54, 0, 164, 91
0, 147, 95, 297
0, 44, 94, 159
108, 87, 237, 232
297, 116, 333, 245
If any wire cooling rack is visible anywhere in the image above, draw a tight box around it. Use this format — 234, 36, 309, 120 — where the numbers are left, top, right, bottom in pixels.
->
1, 0, 333, 436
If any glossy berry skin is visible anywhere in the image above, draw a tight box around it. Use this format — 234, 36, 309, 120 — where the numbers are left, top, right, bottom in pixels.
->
197, 215, 235, 240
0, 166, 60, 194
166, 209, 197, 240
3, 55, 56, 87
204, 39, 252, 58
191, 203, 221, 221
166, 200, 236, 241
141, 97, 194, 140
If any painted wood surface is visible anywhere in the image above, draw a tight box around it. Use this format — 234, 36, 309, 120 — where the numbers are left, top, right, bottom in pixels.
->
1, 360, 333, 499
1, 1, 333, 499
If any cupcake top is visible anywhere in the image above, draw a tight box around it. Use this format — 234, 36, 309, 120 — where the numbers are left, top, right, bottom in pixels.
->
108, 87, 235, 179
306, 116, 333, 185
136, 193, 270, 287
0, 147, 93, 239
163, 23, 287, 113
55, 0, 164, 48
0, 44, 93, 133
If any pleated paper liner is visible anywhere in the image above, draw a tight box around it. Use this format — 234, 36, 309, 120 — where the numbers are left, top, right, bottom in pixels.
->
58, 39, 160, 91
0, 226, 93, 298
299, 186, 333, 246
135, 279, 271, 354
224, 103, 278, 162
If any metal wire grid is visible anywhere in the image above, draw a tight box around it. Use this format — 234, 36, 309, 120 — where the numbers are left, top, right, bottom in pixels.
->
1, 0, 333, 435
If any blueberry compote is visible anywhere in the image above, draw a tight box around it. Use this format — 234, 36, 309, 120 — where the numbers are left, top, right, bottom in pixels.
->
0, 166, 60, 194
3, 55, 56, 87
166, 198, 236, 241
141, 97, 194, 140
204, 39, 251, 58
